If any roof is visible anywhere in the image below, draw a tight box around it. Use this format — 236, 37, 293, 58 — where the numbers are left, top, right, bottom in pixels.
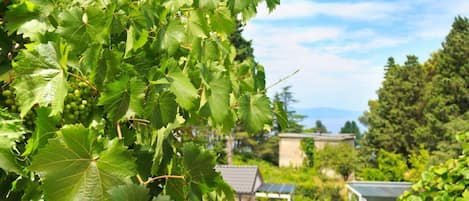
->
257, 183, 295, 194
279, 133, 355, 141
346, 181, 412, 198
215, 165, 263, 194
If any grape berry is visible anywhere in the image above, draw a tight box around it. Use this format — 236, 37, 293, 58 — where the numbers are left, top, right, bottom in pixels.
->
1, 86, 36, 128
63, 80, 95, 123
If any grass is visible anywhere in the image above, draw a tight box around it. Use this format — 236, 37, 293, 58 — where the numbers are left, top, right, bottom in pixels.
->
232, 155, 349, 201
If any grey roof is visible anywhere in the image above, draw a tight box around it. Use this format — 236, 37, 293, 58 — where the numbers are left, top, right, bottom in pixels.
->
347, 181, 412, 198
257, 183, 295, 194
215, 165, 263, 194
279, 133, 355, 141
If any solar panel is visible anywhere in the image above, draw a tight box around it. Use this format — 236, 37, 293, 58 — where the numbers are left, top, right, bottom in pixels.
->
257, 183, 295, 194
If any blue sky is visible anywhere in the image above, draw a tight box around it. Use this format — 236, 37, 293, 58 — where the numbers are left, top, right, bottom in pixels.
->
243, 0, 469, 113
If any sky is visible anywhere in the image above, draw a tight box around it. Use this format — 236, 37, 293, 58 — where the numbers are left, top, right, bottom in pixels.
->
243, 0, 469, 114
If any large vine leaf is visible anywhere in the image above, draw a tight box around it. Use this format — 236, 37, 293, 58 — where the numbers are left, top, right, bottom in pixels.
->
12, 42, 68, 117
30, 125, 136, 201
57, 6, 112, 48
166, 143, 234, 200
0, 109, 27, 174
4, 1, 39, 34
187, 10, 209, 39
211, 8, 236, 35
98, 76, 145, 121
145, 91, 178, 129
197, 0, 218, 9
208, 77, 231, 124
108, 184, 150, 201
160, 21, 185, 55
23, 107, 59, 156
168, 71, 198, 110
239, 94, 272, 133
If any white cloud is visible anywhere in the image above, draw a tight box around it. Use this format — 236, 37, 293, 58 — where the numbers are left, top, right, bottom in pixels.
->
244, 23, 383, 110
255, 0, 403, 21
244, 0, 469, 111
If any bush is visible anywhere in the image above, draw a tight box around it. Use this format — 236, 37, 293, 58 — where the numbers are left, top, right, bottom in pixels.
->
400, 132, 469, 200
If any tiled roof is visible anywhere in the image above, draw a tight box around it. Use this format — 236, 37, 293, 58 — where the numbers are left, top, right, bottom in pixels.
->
215, 165, 263, 194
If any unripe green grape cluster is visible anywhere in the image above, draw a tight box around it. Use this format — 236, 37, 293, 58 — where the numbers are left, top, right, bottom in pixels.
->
1, 86, 36, 128
63, 80, 95, 123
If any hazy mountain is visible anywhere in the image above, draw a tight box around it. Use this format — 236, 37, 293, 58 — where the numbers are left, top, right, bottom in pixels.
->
295, 107, 366, 133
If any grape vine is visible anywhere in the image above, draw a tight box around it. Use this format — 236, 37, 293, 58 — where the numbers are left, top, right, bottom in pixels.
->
0, 0, 282, 200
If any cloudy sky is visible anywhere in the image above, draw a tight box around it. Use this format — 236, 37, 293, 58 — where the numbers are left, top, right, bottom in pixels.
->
243, 0, 469, 113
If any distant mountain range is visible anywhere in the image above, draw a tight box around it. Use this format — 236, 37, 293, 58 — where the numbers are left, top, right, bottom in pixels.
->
295, 107, 366, 133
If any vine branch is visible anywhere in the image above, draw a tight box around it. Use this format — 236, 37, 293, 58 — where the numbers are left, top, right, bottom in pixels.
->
265, 69, 300, 91
128, 118, 151, 124
67, 72, 99, 95
116, 122, 123, 139
144, 175, 185, 186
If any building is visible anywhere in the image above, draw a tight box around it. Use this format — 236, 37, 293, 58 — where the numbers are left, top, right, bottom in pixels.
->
346, 181, 412, 201
215, 165, 295, 201
278, 133, 355, 167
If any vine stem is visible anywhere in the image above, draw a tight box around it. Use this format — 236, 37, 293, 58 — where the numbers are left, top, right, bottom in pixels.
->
265, 69, 300, 91
67, 72, 99, 95
128, 118, 151, 124
136, 174, 145, 185
116, 122, 123, 139
144, 175, 185, 186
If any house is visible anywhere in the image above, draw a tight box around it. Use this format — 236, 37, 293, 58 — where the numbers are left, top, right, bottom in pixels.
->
278, 133, 355, 167
346, 181, 412, 201
215, 165, 295, 201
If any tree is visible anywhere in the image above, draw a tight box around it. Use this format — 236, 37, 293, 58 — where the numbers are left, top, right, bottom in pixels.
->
400, 132, 469, 201
340, 120, 360, 136
358, 149, 408, 181
315, 143, 358, 180
314, 120, 328, 133
423, 16, 469, 151
273, 86, 305, 133
0, 0, 281, 200
362, 56, 426, 156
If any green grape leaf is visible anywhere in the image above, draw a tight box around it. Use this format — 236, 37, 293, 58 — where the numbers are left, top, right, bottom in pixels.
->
30, 125, 136, 201
208, 77, 231, 124
187, 10, 209, 38
145, 91, 177, 129
108, 184, 150, 201
4, 1, 39, 34
265, 0, 280, 13
23, 107, 59, 156
197, 0, 218, 9
211, 7, 236, 35
239, 94, 272, 133
12, 42, 68, 117
160, 20, 185, 55
154, 195, 173, 201
57, 6, 112, 48
167, 143, 234, 200
0, 139, 22, 175
98, 76, 145, 121
228, 0, 249, 14
125, 25, 149, 57
163, 0, 193, 12
168, 71, 198, 110
0, 108, 27, 140
0, 109, 26, 174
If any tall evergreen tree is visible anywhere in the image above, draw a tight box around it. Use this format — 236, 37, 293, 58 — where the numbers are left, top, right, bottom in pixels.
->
363, 56, 426, 155
423, 16, 469, 150
273, 86, 305, 133
340, 120, 360, 137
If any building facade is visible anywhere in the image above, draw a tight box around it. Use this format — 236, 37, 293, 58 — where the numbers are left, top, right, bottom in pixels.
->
278, 133, 355, 167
